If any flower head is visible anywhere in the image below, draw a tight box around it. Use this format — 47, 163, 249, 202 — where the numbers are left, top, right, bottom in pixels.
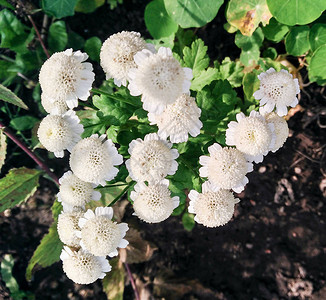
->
128, 47, 193, 114
253, 68, 300, 116
39, 49, 95, 109
41, 93, 68, 115
57, 209, 84, 247
57, 171, 101, 209
130, 180, 179, 223
100, 31, 155, 87
148, 93, 202, 143
226, 111, 275, 163
76, 207, 129, 257
188, 182, 240, 228
125, 133, 179, 183
199, 143, 253, 193
37, 110, 84, 158
69, 134, 123, 186
60, 246, 111, 284
263, 112, 289, 152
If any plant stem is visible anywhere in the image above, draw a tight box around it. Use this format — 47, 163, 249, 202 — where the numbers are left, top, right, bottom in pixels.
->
108, 182, 134, 207
0, 122, 59, 185
124, 263, 140, 300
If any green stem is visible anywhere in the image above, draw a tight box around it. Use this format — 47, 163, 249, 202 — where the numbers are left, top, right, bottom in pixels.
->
108, 182, 135, 207
91, 88, 140, 107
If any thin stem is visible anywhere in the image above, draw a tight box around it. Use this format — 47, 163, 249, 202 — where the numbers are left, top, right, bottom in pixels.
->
124, 263, 140, 300
108, 182, 134, 207
0, 122, 59, 185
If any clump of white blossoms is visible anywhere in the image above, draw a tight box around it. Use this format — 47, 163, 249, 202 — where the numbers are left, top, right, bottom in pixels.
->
130, 180, 179, 223
100, 31, 155, 87
199, 143, 253, 193
125, 133, 179, 183
128, 47, 193, 114
263, 112, 289, 152
41, 93, 68, 115
37, 110, 84, 158
57, 209, 84, 247
76, 207, 129, 257
57, 171, 101, 209
60, 246, 111, 284
148, 93, 202, 143
188, 182, 240, 228
39, 49, 95, 109
253, 68, 300, 116
69, 134, 123, 186
226, 111, 276, 163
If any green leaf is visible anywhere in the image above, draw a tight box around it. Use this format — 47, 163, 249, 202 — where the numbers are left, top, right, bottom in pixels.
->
309, 23, 326, 52
242, 70, 261, 101
67, 31, 85, 49
182, 212, 195, 231
77, 109, 109, 138
26, 222, 63, 281
217, 57, 244, 88
0, 168, 42, 213
0, 0, 15, 10
51, 200, 63, 222
0, 9, 32, 53
240, 46, 260, 66
267, 0, 326, 26
102, 258, 125, 300
42, 0, 78, 18
10, 116, 39, 131
309, 44, 326, 85
145, 0, 178, 39
0, 129, 7, 172
183, 39, 209, 76
263, 47, 277, 60
261, 17, 289, 42
147, 34, 175, 50
190, 67, 220, 91
84, 36, 102, 61
164, 0, 223, 28
48, 21, 68, 53
226, 0, 272, 36
75, 0, 105, 13
0, 84, 28, 110
285, 26, 310, 56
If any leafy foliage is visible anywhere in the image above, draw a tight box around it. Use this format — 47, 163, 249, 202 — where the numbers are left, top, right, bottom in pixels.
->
85, 37, 102, 61
102, 258, 125, 300
42, 0, 78, 18
309, 23, 326, 52
48, 21, 68, 53
285, 26, 310, 56
309, 44, 326, 85
0, 84, 28, 110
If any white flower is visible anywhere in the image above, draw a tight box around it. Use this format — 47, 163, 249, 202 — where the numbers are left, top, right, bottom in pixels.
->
148, 93, 202, 143
60, 246, 111, 284
41, 93, 68, 115
69, 134, 123, 186
57, 171, 101, 209
100, 31, 155, 87
130, 180, 179, 223
76, 207, 129, 257
199, 143, 253, 193
263, 112, 289, 153
125, 133, 179, 183
188, 182, 240, 228
37, 110, 84, 158
253, 68, 300, 116
225, 111, 275, 163
39, 49, 95, 109
128, 47, 193, 114
57, 209, 84, 247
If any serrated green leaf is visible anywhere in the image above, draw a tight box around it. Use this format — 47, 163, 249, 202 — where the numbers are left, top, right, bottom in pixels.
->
145, 0, 178, 39
26, 222, 63, 281
164, 0, 223, 28
226, 0, 272, 36
42, 0, 78, 18
102, 258, 125, 300
75, 0, 105, 13
242, 70, 261, 101
309, 44, 326, 85
0, 129, 7, 172
267, 0, 326, 26
84, 36, 102, 61
262, 17, 289, 42
285, 26, 310, 56
0, 168, 42, 213
10, 116, 39, 131
182, 212, 195, 231
147, 34, 175, 50
0, 84, 28, 110
309, 23, 326, 52
217, 57, 244, 88
190, 67, 220, 91
51, 200, 63, 222
183, 39, 209, 76
48, 21, 67, 53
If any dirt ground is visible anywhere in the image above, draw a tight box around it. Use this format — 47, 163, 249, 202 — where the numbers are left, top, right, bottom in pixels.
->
0, 1, 326, 299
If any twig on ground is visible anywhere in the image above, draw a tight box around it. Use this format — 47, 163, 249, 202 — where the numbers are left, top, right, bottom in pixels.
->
124, 263, 140, 300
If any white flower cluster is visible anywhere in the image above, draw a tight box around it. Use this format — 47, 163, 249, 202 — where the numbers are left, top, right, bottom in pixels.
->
190, 69, 299, 228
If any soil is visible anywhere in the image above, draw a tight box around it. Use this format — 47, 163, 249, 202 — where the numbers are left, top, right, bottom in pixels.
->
1, 1, 326, 300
